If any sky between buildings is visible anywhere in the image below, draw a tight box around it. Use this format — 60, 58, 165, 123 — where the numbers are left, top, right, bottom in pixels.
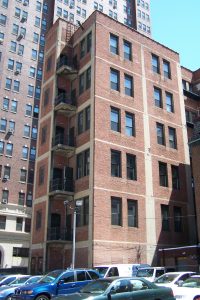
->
151, 0, 199, 72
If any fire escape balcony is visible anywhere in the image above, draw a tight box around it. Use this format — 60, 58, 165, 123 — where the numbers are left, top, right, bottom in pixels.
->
49, 178, 74, 197
47, 227, 72, 242
54, 93, 76, 113
52, 133, 75, 156
56, 56, 78, 80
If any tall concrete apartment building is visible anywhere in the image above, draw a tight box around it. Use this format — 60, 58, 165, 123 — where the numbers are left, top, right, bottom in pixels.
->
0, 0, 151, 269
30, 12, 196, 274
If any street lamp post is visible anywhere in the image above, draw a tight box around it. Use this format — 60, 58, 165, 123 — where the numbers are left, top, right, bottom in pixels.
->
64, 199, 83, 269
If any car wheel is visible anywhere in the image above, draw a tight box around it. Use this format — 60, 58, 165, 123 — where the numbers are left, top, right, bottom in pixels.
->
6, 295, 12, 300
35, 295, 50, 300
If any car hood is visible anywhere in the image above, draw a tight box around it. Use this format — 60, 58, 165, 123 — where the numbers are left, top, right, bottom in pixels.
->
174, 286, 200, 296
16, 282, 50, 291
0, 286, 16, 294
54, 292, 100, 300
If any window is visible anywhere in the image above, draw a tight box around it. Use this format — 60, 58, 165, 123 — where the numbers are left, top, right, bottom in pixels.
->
31, 49, 37, 60
110, 68, 119, 91
87, 32, 92, 53
0, 118, 7, 131
152, 54, 160, 74
124, 74, 133, 96
85, 106, 90, 130
29, 66, 36, 78
0, 215, 6, 230
110, 107, 120, 132
123, 40, 132, 61
46, 56, 52, 71
24, 125, 30, 137
126, 153, 137, 180
125, 112, 135, 137
37, 69, 42, 80
18, 44, 24, 56
168, 127, 177, 149
26, 193, 32, 207
40, 35, 45, 46
22, 146, 28, 159
80, 38, 86, 58
4, 166, 10, 179
163, 59, 171, 79
0, 141, 4, 155
2, 189, 9, 202
39, 166, 44, 185
128, 200, 138, 227
20, 169, 27, 182
11, 100, 18, 113
16, 217, 23, 231
10, 41, 17, 52
41, 126, 47, 144
35, 16, 40, 27
5, 78, 12, 89
35, 86, 41, 99
161, 204, 170, 231
36, 0, 42, 10
156, 122, 165, 145
33, 105, 39, 118
154, 87, 162, 108
32, 127, 37, 139
76, 196, 89, 227
18, 192, 25, 205
16, 62, 22, 73
79, 73, 84, 95
0, 14, 7, 26
166, 92, 174, 113
13, 80, 20, 92
77, 149, 90, 179
8, 59, 14, 70
28, 85, 34, 97
111, 150, 121, 177
6, 143, 13, 156
110, 34, 118, 55
30, 147, 36, 161
2, 0, 9, 8
33, 32, 39, 43
13, 247, 29, 257
86, 67, 91, 89
15, 7, 21, 18
36, 210, 42, 229
3, 97, 9, 110
174, 206, 182, 232
77, 111, 84, 134
171, 165, 180, 190
159, 162, 168, 187
111, 197, 122, 226
44, 89, 49, 106
12, 23, 19, 35
9, 120, 15, 131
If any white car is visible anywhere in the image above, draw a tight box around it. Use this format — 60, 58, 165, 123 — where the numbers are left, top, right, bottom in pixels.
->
173, 275, 200, 300
154, 271, 195, 291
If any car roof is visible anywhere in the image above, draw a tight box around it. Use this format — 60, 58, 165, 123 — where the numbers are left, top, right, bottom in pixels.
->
161, 271, 194, 275
138, 267, 165, 270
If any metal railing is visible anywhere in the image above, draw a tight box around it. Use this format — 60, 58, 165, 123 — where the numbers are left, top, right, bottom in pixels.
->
55, 93, 76, 107
53, 133, 75, 147
49, 178, 74, 192
47, 227, 72, 241
56, 56, 78, 71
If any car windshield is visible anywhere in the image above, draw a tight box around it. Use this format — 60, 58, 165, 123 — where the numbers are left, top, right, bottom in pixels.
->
8, 277, 30, 286
25, 276, 42, 284
93, 267, 109, 277
80, 280, 112, 294
39, 270, 64, 283
181, 277, 200, 288
137, 269, 154, 277
155, 274, 177, 284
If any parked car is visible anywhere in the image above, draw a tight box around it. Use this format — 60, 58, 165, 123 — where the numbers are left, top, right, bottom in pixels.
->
94, 264, 150, 278
173, 275, 200, 300
0, 276, 25, 287
0, 276, 42, 300
51, 277, 175, 300
136, 267, 166, 282
154, 271, 195, 291
12, 269, 100, 300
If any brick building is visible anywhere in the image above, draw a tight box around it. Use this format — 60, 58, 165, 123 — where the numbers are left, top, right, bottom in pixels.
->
0, 0, 151, 269
30, 11, 196, 273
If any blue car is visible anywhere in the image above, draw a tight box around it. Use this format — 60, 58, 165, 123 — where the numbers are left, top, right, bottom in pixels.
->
12, 269, 99, 300
0, 276, 42, 300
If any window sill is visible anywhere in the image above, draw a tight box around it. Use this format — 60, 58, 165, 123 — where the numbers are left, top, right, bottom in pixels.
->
18, 181, 26, 184
5, 155, 12, 158
21, 158, 28, 161
23, 136, 30, 139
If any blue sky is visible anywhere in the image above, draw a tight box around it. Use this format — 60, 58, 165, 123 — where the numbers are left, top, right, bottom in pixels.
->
151, 0, 199, 71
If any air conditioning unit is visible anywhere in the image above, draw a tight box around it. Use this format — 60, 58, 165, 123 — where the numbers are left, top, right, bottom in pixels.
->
0, 38, 3, 44
113, 3, 117, 9
8, 128, 14, 134
69, 2, 74, 8
23, 0, 28, 6
17, 33, 24, 41
15, 70, 20, 75
3, 175, 9, 181
1, 199, 7, 204
18, 50, 23, 55
21, 16, 27, 22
